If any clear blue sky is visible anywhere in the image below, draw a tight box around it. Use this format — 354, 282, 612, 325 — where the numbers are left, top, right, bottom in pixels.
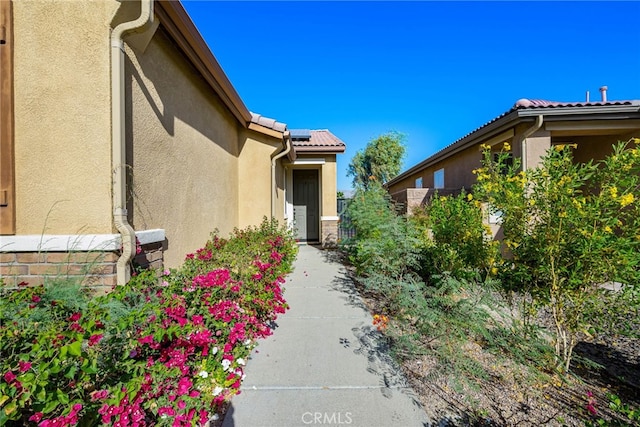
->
182, 1, 640, 192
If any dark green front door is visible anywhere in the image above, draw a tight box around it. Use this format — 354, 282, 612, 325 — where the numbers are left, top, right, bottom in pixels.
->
293, 169, 319, 242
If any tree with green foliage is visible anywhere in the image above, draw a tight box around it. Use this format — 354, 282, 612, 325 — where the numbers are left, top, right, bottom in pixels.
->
474, 139, 640, 372
347, 132, 406, 190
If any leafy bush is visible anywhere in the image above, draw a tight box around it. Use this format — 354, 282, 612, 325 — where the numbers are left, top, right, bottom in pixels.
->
411, 191, 499, 281
343, 184, 509, 385
474, 139, 640, 371
0, 218, 297, 426
344, 184, 421, 281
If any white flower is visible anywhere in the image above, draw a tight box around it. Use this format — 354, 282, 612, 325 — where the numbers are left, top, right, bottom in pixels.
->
212, 386, 223, 396
210, 414, 220, 421
198, 370, 209, 378
211, 346, 219, 355
221, 359, 231, 371
237, 358, 246, 366
244, 339, 252, 346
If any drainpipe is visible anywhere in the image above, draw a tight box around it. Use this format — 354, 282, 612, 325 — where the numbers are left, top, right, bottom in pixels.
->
520, 114, 543, 171
111, 0, 154, 285
271, 131, 292, 218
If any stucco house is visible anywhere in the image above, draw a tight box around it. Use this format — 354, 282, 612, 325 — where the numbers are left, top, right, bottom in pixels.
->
386, 91, 640, 212
0, 0, 344, 292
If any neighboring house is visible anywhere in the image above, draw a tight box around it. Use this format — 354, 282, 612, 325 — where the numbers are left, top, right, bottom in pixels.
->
386, 93, 640, 213
0, 0, 344, 292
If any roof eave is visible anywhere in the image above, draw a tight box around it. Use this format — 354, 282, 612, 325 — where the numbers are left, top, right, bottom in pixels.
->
155, 1, 252, 126
294, 146, 346, 154
386, 103, 640, 187
386, 110, 521, 187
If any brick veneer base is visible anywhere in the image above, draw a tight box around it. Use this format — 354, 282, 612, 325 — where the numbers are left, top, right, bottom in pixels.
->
1, 243, 164, 294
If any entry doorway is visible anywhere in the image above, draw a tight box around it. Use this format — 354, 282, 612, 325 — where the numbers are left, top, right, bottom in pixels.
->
293, 169, 319, 242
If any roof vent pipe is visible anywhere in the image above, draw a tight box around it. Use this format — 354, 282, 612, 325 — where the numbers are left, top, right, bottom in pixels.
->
600, 86, 608, 102
586, 91, 590, 103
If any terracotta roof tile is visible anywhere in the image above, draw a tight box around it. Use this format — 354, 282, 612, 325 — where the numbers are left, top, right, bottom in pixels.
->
513, 98, 636, 109
291, 129, 346, 153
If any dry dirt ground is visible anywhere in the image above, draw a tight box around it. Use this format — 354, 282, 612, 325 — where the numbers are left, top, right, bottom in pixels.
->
338, 254, 640, 427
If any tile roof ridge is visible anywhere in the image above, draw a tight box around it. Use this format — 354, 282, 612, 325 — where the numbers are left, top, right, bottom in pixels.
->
514, 98, 639, 109
249, 111, 287, 133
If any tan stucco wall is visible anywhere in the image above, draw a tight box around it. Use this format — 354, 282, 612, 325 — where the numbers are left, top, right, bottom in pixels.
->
387, 144, 482, 196
238, 129, 283, 228
126, 28, 241, 268
320, 155, 338, 217
523, 129, 551, 169
568, 131, 639, 165
13, 0, 117, 234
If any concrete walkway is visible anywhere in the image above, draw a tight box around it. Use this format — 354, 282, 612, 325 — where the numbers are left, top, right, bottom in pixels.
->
222, 245, 429, 427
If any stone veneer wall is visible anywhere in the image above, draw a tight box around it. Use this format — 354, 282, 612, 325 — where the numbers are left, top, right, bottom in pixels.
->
321, 219, 339, 248
0, 243, 164, 294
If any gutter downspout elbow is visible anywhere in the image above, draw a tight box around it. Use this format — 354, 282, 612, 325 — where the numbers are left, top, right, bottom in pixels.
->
271, 131, 292, 219
520, 114, 543, 171
111, 0, 154, 285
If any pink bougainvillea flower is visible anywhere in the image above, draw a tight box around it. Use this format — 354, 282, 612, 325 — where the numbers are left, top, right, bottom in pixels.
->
3, 371, 16, 383
69, 312, 81, 322
18, 361, 32, 372
31, 295, 41, 303
90, 389, 110, 401
138, 335, 155, 345
88, 334, 104, 347
158, 406, 176, 417
69, 323, 84, 333
177, 377, 192, 395
28, 412, 43, 422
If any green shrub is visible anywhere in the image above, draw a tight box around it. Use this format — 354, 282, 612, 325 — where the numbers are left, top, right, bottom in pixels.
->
0, 218, 297, 426
474, 139, 640, 371
344, 184, 421, 280
412, 191, 499, 281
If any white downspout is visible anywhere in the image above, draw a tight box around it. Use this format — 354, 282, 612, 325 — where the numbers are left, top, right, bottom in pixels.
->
111, 0, 154, 285
520, 114, 543, 171
271, 131, 292, 218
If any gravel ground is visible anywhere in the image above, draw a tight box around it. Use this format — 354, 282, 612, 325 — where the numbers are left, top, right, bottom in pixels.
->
340, 260, 640, 426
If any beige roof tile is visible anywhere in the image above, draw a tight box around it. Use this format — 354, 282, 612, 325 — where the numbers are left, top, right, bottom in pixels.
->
250, 112, 287, 133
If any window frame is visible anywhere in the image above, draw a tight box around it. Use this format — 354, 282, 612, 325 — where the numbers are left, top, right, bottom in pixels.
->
433, 168, 444, 189
0, 0, 15, 235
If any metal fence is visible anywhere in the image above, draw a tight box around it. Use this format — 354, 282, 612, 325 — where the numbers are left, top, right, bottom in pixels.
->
337, 198, 356, 241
